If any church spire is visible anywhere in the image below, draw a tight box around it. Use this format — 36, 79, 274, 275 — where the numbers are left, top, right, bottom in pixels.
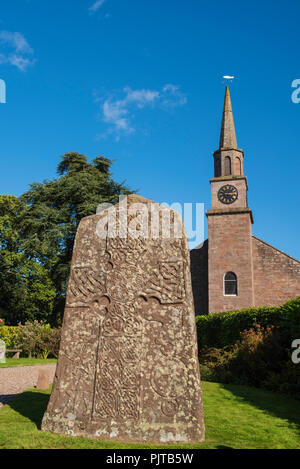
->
219, 85, 237, 150
213, 85, 244, 179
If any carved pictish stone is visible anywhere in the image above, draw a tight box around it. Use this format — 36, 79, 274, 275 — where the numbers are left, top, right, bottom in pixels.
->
41, 195, 205, 443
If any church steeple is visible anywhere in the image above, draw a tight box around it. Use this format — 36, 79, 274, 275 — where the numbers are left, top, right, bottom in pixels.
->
213, 85, 244, 178
219, 86, 238, 150
206, 83, 255, 314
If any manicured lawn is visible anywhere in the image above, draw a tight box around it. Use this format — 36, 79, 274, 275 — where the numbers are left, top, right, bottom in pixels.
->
0, 381, 299, 449
0, 358, 57, 368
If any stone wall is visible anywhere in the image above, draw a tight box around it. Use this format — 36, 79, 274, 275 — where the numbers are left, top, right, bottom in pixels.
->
190, 233, 299, 316
207, 212, 254, 313
190, 240, 208, 315
252, 236, 300, 307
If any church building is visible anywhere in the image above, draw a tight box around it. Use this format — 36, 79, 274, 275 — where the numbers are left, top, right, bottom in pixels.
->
191, 86, 300, 315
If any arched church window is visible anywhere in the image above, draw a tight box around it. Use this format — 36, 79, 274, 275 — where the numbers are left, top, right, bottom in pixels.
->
234, 157, 241, 175
214, 156, 221, 177
224, 272, 238, 296
224, 156, 231, 176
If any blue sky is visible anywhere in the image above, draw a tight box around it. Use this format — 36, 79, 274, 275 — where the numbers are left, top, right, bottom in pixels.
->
0, 0, 299, 257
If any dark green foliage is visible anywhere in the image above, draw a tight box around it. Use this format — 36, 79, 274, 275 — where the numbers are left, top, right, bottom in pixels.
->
18, 152, 134, 325
196, 297, 300, 349
0, 153, 134, 325
197, 298, 300, 399
0, 195, 56, 325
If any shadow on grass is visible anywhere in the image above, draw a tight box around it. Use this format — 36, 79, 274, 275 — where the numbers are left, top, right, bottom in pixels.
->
222, 383, 300, 435
8, 390, 50, 429
216, 445, 234, 449
8, 382, 300, 445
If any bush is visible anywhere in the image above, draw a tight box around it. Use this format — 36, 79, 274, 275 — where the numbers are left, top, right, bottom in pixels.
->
196, 297, 300, 350
197, 298, 300, 399
40, 326, 61, 359
0, 326, 22, 348
199, 324, 300, 399
17, 321, 61, 358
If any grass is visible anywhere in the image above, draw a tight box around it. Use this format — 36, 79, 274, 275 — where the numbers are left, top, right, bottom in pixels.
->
0, 381, 299, 449
0, 358, 57, 368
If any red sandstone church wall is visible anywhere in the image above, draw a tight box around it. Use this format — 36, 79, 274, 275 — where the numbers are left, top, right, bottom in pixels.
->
252, 236, 300, 307
208, 212, 254, 313
190, 240, 209, 315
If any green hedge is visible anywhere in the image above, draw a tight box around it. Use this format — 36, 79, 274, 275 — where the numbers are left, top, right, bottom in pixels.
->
0, 326, 22, 348
196, 297, 300, 350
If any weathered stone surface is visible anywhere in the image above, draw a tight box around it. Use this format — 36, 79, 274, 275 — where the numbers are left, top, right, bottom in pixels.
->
41, 195, 205, 443
0, 340, 5, 364
36, 369, 51, 390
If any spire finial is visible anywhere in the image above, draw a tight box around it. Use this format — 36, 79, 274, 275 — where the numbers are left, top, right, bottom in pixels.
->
219, 81, 237, 150
223, 75, 235, 85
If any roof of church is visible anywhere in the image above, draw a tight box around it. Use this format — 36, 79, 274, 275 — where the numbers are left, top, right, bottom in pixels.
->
252, 236, 300, 264
219, 85, 238, 150
191, 236, 300, 263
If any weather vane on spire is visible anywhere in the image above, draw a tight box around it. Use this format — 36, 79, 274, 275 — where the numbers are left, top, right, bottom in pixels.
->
223, 75, 235, 85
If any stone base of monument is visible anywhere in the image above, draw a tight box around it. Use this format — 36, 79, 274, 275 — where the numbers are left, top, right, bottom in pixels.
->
42, 417, 205, 444
41, 195, 205, 444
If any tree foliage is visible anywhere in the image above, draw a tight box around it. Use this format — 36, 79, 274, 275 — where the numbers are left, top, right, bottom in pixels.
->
0, 195, 55, 325
18, 152, 133, 324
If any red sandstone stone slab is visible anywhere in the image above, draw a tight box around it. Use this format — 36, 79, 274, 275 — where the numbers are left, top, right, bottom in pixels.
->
36, 369, 51, 390
41, 195, 205, 444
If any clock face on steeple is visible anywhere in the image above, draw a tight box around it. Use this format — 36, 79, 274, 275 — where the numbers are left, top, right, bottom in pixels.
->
218, 185, 238, 205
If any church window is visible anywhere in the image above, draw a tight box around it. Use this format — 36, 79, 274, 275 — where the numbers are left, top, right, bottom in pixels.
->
214, 156, 221, 177
224, 156, 231, 175
224, 272, 238, 296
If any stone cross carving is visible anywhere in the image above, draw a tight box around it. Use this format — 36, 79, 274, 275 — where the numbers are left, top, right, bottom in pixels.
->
0, 339, 6, 364
42, 195, 205, 443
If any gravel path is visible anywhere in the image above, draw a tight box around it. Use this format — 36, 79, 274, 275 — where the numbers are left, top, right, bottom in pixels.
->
0, 364, 56, 409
